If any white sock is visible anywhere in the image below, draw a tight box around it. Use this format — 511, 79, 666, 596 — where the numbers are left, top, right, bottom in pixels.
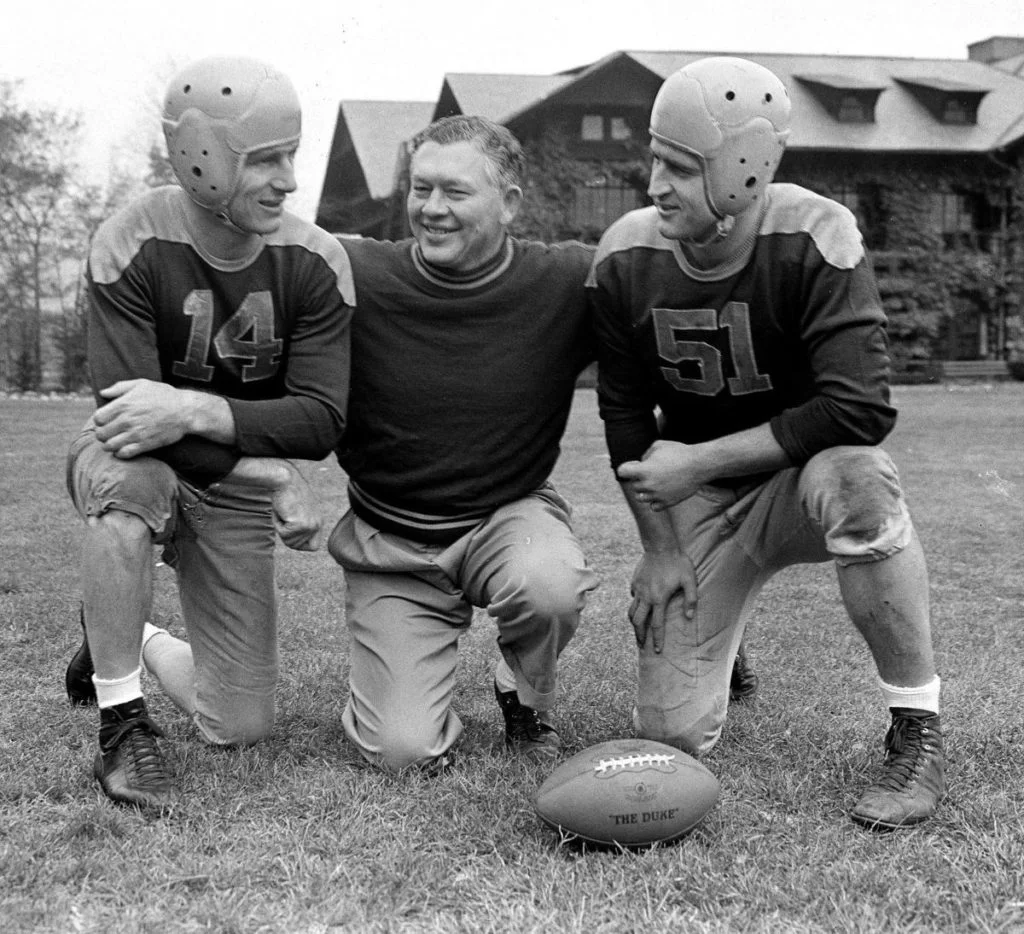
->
94, 667, 143, 709
494, 658, 518, 694
878, 675, 940, 715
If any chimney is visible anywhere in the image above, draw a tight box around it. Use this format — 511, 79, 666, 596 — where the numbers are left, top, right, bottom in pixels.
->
968, 36, 1024, 64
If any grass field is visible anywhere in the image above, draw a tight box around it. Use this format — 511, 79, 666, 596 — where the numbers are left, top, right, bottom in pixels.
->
1, 386, 1022, 934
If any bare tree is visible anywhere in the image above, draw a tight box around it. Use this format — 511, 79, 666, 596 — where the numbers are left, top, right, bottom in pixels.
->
0, 83, 98, 391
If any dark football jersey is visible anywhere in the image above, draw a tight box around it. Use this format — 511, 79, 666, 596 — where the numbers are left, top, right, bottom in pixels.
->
86, 186, 354, 485
589, 183, 896, 474
337, 236, 594, 543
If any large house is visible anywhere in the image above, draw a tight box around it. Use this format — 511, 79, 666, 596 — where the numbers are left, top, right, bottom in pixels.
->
316, 37, 1024, 368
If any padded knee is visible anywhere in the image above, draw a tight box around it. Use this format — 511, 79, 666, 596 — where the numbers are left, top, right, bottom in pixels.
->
342, 699, 460, 772
374, 725, 444, 772
490, 552, 589, 628
799, 446, 912, 563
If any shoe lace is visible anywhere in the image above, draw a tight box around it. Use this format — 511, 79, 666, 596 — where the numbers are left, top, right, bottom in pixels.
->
512, 705, 554, 742
104, 717, 172, 784
874, 714, 937, 793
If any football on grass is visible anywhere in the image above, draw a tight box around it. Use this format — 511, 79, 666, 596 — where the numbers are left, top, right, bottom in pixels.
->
534, 738, 719, 846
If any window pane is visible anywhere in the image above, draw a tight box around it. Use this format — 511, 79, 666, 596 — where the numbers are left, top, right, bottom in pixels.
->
838, 95, 865, 122
833, 188, 858, 212
956, 195, 974, 233
609, 117, 632, 140
581, 115, 604, 141
943, 99, 969, 124
573, 183, 642, 232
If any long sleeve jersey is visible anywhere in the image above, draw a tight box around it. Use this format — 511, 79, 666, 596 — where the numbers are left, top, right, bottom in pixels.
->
86, 186, 354, 486
336, 236, 594, 544
588, 183, 896, 476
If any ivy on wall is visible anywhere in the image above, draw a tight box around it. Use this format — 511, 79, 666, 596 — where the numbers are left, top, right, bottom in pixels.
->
780, 155, 1022, 365
514, 124, 650, 244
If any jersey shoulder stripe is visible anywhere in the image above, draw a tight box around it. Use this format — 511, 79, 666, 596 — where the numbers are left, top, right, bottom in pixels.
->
267, 212, 356, 307
89, 186, 193, 285
89, 186, 355, 306
586, 206, 670, 286
762, 183, 865, 270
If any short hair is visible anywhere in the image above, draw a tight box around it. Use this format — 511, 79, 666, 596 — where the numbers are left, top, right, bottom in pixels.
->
411, 115, 524, 194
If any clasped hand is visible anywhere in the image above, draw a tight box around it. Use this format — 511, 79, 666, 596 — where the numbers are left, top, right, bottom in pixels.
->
93, 379, 190, 458
616, 439, 705, 511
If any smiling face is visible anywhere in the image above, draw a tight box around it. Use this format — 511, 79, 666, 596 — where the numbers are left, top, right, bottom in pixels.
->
646, 138, 720, 243
407, 140, 522, 273
225, 142, 298, 235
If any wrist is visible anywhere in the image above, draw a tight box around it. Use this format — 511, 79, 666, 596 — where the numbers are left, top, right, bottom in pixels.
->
179, 390, 209, 434
638, 521, 680, 554
180, 391, 236, 444
686, 443, 719, 486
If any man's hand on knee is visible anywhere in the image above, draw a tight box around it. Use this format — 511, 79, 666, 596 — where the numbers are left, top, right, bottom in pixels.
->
95, 380, 236, 457
270, 465, 325, 552
629, 549, 697, 653
95, 380, 194, 457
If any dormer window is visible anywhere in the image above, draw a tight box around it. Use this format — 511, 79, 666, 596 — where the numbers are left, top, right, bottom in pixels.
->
943, 99, 969, 124
896, 78, 988, 125
580, 113, 634, 141
838, 95, 867, 123
795, 74, 886, 123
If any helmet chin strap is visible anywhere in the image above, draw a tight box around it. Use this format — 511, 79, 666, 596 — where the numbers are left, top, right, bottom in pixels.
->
213, 205, 253, 236
683, 213, 734, 248
210, 158, 258, 236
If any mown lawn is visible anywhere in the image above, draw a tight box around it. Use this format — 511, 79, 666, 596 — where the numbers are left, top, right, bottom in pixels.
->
1, 385, 1022, 934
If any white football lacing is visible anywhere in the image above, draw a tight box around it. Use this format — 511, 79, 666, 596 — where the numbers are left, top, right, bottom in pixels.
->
594, 753, 676, 774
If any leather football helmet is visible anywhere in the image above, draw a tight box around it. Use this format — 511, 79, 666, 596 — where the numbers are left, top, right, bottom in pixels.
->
162, 56, 301, 215
649, 57, 790, 218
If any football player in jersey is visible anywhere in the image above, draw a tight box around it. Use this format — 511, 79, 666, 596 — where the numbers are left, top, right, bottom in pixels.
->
328, 116, 598, 771
63, 56, 353, 810
588, 58, 945, 829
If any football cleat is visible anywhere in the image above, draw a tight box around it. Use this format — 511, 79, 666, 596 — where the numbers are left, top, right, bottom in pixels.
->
494, 682, 562, 763
66, 605, 97, 707
94, 700, 179, 812
729, 643, 759, 702
850, 708, 945, 830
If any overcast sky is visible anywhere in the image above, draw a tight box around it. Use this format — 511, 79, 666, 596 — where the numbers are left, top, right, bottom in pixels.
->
4, 0, 1023, 219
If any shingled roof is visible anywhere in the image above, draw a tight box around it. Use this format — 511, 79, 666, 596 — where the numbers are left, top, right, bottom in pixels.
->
318, 39, 1024, 224
434, 73, 573, 123
616, 50, 1024, 152
333, 100, 436, 200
